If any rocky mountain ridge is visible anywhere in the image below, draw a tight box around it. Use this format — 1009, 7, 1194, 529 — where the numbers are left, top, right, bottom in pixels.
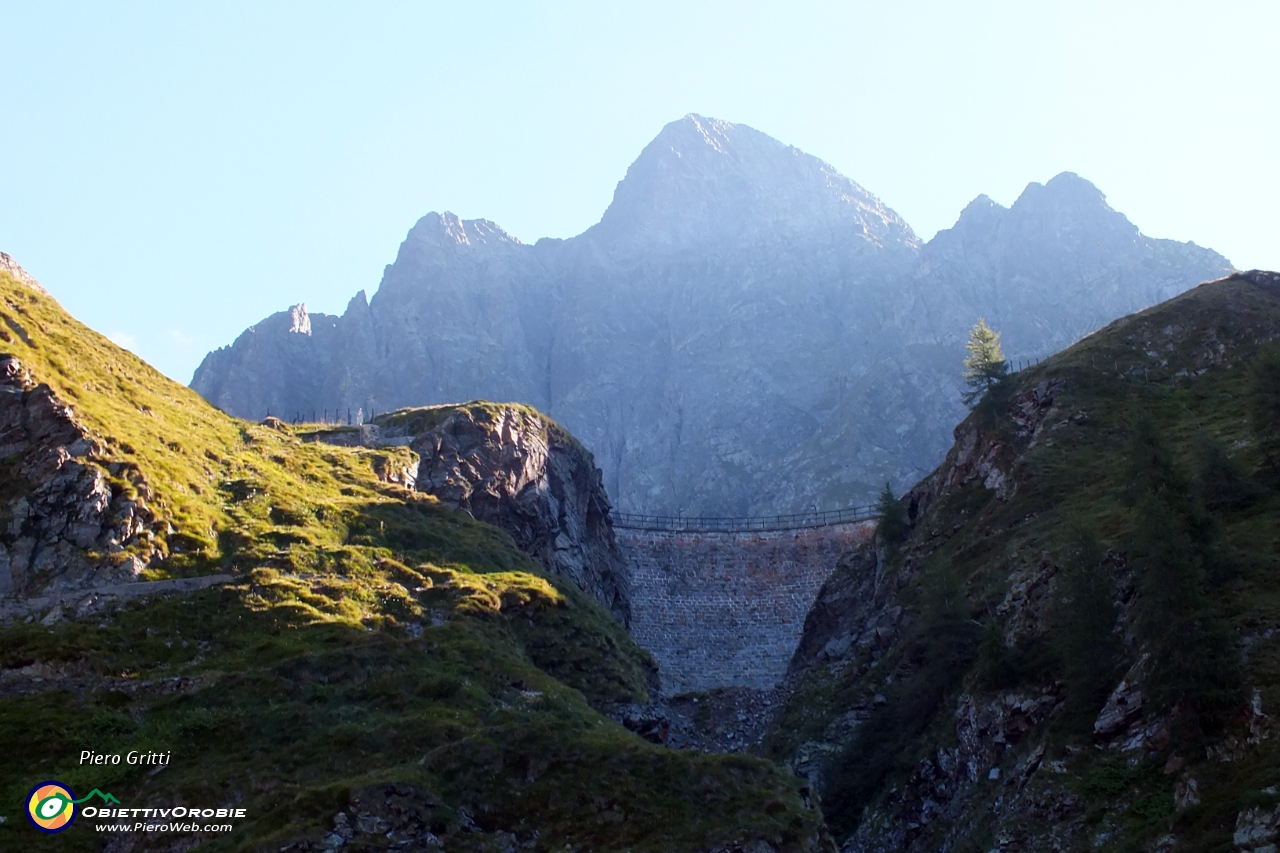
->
192, 115, 1232, 515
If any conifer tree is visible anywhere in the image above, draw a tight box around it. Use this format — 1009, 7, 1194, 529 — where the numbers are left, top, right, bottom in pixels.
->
1054, 523, 1123, 723
962, 318, 1009, 408
1125, 419, 1240, 719
874, 481, 909, 546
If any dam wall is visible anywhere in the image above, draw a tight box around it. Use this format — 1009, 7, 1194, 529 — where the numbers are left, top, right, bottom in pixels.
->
618, 521, 875, 694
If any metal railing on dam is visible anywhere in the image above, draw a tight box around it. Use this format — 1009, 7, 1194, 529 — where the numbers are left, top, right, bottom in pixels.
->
611, 505, 876, 533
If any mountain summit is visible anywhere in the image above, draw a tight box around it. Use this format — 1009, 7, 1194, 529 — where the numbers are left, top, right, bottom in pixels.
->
191, 117, 1231, 514
589, 114, 918, 254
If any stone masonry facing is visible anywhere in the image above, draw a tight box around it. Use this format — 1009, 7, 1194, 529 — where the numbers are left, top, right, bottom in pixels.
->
619, 521, 875, 694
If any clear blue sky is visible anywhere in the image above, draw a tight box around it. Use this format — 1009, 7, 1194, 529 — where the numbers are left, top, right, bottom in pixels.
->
3, 1, 1277, 382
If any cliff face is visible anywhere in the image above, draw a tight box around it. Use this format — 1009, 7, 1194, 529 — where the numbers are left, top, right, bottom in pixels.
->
191, 115, 1232, 515
769, 271, 1280, 853
370, 403, 631, 625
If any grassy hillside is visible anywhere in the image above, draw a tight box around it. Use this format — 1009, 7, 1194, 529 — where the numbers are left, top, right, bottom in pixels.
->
0, 270, 825, 852
768, 271, 1280, 853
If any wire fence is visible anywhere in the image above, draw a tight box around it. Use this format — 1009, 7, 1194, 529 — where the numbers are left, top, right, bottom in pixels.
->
266, 409, 378, 427
1005, 355, 1046, 373
612, 505, 877, 533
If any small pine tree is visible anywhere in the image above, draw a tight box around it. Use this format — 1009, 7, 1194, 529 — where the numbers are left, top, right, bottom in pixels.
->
962, 318, 1010, 408
874, 481, 909, 546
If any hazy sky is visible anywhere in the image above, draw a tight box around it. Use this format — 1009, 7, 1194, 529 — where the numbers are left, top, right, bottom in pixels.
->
3, 1, 1278, 382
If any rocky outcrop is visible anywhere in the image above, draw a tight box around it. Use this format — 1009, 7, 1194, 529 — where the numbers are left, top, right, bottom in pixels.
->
1234, 803, 1280, 852
839, 691, 1071, 853
410, 405, 630, 625
0, 356, 165, 601
1093, 654, 1149, 736
366, 404, 631, 625
904, 378, 1066, 526
191, 115, 1233, 517
0, 251, 48, 295
790, 545, 902, 675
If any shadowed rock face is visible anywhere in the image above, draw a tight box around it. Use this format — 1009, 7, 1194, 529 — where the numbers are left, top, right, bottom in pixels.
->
192, 115, 1232, 515
372, 404, 631, 625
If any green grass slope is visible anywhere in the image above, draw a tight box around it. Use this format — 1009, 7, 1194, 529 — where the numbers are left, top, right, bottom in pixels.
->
769, 271, 1280, 853
0, 270, 825, 852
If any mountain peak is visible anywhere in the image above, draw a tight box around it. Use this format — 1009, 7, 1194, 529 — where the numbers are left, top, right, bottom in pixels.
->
589, 115, 918, 253
1044, 170, 1100, 193
650, 113, 737, 155
1013, 171, 1118, 215
344, 289, 370, 316
1004, 172, 1141, 246
951, 194, 1007, 231
407, 212, 522, 250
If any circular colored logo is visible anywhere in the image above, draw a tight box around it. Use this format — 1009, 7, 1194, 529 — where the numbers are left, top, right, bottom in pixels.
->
27, 782, 76, 833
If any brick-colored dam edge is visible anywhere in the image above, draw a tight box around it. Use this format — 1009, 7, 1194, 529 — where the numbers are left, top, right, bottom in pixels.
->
618, 520, 876, 695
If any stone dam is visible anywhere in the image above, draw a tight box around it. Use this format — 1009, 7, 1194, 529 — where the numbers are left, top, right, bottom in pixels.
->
617, 520, 876, 695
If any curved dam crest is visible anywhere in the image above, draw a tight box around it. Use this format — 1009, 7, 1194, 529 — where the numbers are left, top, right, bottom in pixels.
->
618, 520, 876, 694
